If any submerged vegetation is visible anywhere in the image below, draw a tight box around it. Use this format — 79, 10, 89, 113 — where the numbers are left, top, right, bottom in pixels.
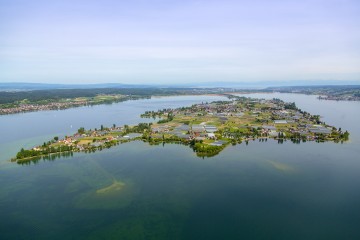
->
12, 95, 350, 164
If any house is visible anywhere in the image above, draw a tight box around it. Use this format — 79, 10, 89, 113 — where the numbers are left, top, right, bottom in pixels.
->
262, 125, 276, 131
210, 140, 226, 146
195, 136, 206, 141
91, 142, 102, 147
219, 117, 228, 122
268, 131, 279, 137
175, 124, 190, 131
274, 120, 287, 124
176, 133, 191, 140
120, 133, 142, 140
204, 125, 218, 133
207, 133, 216, 139
151, 125, 169, 133
152, 127, 160, 133
309, 127, 332, 134
192, 124, 204, 133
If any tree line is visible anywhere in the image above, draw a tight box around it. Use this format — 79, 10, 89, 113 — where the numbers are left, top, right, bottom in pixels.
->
0, 88, 200, 104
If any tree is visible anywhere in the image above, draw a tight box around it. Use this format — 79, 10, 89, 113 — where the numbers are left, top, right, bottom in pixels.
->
284, 102, 297, 110
54, 136, 59, 141
343, 131, 350, 140
78, 127, 85, 134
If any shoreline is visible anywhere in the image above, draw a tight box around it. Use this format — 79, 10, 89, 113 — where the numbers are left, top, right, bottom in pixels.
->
14, 133, 349, 164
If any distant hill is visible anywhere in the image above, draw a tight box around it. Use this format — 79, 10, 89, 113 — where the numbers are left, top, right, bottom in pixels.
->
1, 80, 359, 91
0, 82, 153, 91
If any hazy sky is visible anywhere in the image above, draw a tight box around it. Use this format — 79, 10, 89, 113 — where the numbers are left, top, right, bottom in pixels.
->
0, 0, 359, 84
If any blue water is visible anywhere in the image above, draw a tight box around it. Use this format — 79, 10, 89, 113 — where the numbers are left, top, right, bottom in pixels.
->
0, 94, 359, 239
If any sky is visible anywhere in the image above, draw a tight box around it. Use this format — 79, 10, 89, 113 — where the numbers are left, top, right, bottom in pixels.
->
0, 0, 359, 84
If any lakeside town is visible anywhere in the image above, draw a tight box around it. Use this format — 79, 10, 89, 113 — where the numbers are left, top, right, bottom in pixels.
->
0, 100, 89, 115
13, 95, 350, 163
266, 85, 360, 101
0, 94, 134, 115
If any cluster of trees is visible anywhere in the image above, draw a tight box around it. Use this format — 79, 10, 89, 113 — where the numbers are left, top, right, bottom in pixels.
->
341, 131, 350, 140
78, 127, 85, 134
289, 132, 307, 142
141, 110, 158, 118
145, 135, 188, 145
141, 108, 173, 118
0, 88, 207, 105
223, 127, 263, 139
157, 113, 174, 124
310, 115, 321, 124
124, 123, 152, 133
284, 102, 298, 110
16, 145, 74, 160
16, 148, 42, 159
277, 132, 285, 139
191, 142, 224, 157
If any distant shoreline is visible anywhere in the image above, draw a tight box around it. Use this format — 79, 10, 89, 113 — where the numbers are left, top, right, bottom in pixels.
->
2, 85, 359, 116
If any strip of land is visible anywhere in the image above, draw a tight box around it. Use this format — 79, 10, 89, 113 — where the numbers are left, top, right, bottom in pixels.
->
265, 85, 360, 101
1, 85, 360, 115
13, 95, 349, 164
0, 88, 228, 115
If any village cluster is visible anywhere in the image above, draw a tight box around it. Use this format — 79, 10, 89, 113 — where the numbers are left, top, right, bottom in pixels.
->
0, 94, 129, 115
0, 101, 88, 115
317, 95, 360, 101
145, 97, 347, 143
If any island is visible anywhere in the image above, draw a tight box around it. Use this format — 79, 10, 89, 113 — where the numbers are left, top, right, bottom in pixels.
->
12, 96, 350, 164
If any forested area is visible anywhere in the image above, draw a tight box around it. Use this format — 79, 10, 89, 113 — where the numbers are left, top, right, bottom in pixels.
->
0, 88, 199, 104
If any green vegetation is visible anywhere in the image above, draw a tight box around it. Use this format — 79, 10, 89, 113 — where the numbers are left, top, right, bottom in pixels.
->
191, 142, 225, 157
16, 145, 74, 161
0, 88, 185, 104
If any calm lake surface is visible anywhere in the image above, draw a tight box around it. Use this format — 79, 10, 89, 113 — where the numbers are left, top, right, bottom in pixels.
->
0, 94, 360, 239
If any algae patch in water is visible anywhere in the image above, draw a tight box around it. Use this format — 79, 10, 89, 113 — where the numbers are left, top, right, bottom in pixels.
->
73, 179, 137, 210
267, 160, 295, 172
96, 180, 125, 194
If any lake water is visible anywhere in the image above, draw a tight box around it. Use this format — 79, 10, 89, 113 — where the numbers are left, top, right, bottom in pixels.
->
0, 94, 360, 239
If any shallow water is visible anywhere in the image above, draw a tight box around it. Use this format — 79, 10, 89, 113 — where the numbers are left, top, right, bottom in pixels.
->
0, 94, 359, 239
